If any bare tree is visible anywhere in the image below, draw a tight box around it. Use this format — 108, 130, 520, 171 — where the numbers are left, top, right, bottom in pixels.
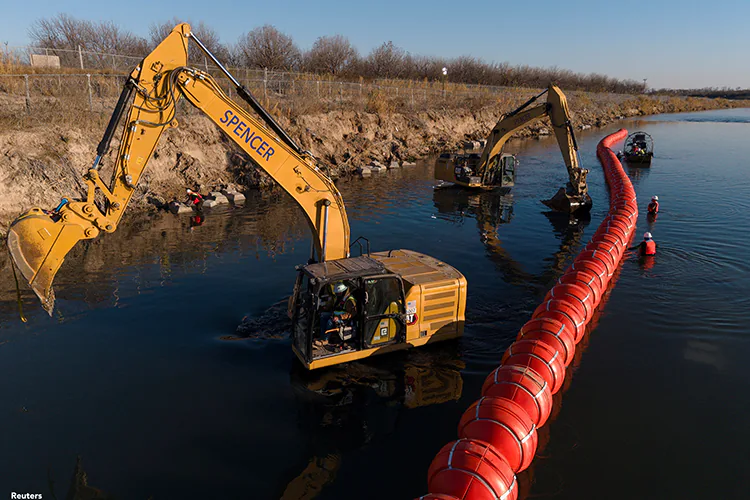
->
149, 18, 230, 64
304, 35, 357, 75
29, 13, 147, 56
365, 41, 405, 79
236, 25, 300, 70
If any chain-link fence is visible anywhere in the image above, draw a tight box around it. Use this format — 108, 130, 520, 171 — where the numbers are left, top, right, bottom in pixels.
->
0, 70, 535, 124
0, 45, 536, 119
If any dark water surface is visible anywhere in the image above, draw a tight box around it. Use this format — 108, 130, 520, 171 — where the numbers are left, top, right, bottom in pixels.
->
1, 108, 748, 499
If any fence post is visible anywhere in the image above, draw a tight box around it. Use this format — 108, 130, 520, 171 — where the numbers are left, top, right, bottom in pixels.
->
112, 54, 116, 71
87, 74, 93, 112
411, 88, 414, 108
24, 75, 31, 113
316, 80, 320, 98
79, 45, 84, 70
204, 56, 208, 72
263, 67, 268, 102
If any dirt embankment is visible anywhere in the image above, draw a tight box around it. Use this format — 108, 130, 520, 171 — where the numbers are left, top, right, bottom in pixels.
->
0, 91, 747, 233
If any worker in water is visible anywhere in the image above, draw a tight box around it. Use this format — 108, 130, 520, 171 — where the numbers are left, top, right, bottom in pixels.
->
185, 188, 204, 207
631, 232, 657, 256
648, 195, 659, 214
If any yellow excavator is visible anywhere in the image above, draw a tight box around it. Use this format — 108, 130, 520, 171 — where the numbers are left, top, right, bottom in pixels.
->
434, 84, 591, 213
5, 24, 466, 370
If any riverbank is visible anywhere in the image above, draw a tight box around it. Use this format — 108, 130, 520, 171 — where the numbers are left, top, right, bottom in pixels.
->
0, 88, 747, 233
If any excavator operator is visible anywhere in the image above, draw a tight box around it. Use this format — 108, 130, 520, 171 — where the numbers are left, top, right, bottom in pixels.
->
317, 282, 358, 348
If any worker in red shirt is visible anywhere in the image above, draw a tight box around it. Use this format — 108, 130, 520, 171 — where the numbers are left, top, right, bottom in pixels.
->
647, 195, 659, 215
185, 188, 204, 207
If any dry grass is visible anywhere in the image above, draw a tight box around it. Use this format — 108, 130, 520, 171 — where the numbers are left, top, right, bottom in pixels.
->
1, 69, 748, 133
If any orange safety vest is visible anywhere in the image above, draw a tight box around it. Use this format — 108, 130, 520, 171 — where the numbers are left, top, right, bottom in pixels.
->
641, 239, 656, 256
648, 201, 659, 214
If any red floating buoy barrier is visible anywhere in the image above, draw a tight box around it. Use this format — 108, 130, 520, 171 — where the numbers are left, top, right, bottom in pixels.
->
501, 339, 566, 394
532, 299, 587, 344
482, 365, 553, 427
517, 317, 576, 366
458, 397, 538, 473
418, 129, 636, 500
427, 439, 518, 500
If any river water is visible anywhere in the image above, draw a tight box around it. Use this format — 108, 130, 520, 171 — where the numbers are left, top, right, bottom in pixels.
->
0, 108, 748, 499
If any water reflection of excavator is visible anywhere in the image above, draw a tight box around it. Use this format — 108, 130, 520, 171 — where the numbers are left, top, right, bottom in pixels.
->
433, 188, 590, 291
5, 24, 467, 370
435, 84, 591, 214
281, 351, 464, 499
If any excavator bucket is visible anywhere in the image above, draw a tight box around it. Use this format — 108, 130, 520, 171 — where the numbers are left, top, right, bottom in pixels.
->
542, 188, 593, 214
6, 207, 88, 314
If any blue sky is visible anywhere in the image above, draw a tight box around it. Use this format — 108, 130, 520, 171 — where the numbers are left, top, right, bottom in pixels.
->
1, 0, 748, 89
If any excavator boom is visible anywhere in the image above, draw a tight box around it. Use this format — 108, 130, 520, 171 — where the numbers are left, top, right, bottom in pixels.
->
435, 84, 590, 213
7, 24, 349, 313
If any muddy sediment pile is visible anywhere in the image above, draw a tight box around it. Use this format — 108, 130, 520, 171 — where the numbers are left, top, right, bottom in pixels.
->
0, 90, 747, 233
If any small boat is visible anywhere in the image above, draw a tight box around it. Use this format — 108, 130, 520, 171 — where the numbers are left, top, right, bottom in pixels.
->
620, 131, 654, 166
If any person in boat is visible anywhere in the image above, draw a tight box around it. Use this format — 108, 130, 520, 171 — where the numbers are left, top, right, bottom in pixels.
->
630, 232, 657, 256
185, 188, 204, 207
647, 195, 659, 215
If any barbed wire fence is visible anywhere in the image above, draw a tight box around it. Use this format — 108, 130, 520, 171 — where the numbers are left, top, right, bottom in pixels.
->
0, 45, 543, 118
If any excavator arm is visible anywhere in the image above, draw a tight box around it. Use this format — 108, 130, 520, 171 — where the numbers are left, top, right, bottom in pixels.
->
6, 24, 349, 314
476, 84, 590, 211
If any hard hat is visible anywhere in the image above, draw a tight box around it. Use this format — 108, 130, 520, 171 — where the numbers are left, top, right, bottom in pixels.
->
652, 195, 658, 201
186, 188, 193, 194
643, 232, 652, 240
333, 282, 348, 294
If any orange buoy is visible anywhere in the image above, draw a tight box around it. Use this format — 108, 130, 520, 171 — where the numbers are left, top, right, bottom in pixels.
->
590, 233, 626, 255
481, 365, 553, 427
568, 259, 610, 290
532, 299, 587, 343
427, 439, 517, 500
594, 223, 629, 246
558, 270, 602, 306
544, 282, 595, 320
575, 250, 616, 277
585, 240, 624, 263
518, 317, 576, 366
502, 339, 566, 394
458, 397, 538, 473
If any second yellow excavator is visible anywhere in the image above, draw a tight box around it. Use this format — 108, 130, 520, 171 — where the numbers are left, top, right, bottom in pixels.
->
435, 84, 591, 213
5, 24, 466, 370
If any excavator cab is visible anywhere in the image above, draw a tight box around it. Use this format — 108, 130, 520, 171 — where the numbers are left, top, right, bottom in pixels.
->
436, 153, 516, 190
290, 256, 408, 369
484, 154, 517, 188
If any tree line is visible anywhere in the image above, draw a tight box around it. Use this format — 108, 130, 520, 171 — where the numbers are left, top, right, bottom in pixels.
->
28, 14, 647, 94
